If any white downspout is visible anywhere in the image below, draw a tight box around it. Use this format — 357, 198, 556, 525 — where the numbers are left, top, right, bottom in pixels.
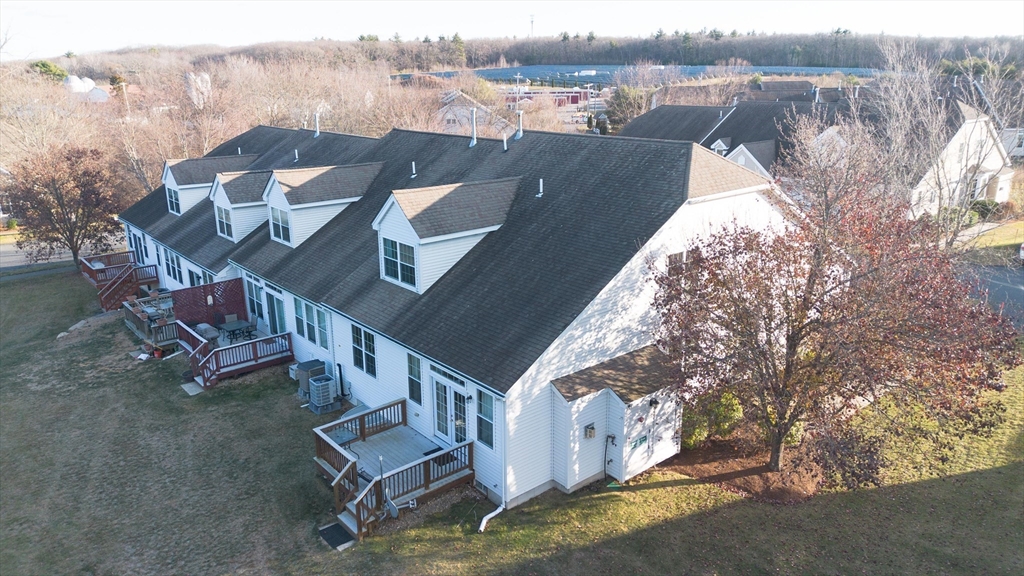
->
479, 505, 505, 533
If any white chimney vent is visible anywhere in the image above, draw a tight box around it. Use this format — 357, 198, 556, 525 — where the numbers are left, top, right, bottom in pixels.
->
469, 108, 477, 148
503, 132, 508, 152
515, 110, 524, 140
536, 178, 543, 198
314, 112, 320, 138
237, 147, 241, 155
411, 161, 417, 178
294, 149, 299, 163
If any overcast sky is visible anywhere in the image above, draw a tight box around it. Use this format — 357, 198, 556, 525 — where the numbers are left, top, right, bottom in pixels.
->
1, 0, 1022, 62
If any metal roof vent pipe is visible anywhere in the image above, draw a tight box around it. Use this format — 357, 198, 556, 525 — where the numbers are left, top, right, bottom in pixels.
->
515, 110, 524, 140
536, 178, 543, 198
411, 161, 417, 179
469, 108, 477, 148
314, 112, 320, 138
719, 110, 723, 119
237, 147, 241, 155
731, 95, 738, 106
294, 149, 299, 163
503, 132, 508, 152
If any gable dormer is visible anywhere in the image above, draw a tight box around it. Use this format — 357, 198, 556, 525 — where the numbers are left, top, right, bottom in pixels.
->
162, 154, 258, 215
710, 137, 732, 156
371, 177, 519, 294
209, 170, 274, 242
263, 162, 383, 247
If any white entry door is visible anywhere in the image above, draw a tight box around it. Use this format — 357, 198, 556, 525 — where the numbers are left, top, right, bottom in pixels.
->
433, 378, 468, 446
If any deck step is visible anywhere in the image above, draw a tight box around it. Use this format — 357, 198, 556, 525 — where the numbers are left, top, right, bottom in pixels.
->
337, 510, 360, 540
313, 456, 339, 479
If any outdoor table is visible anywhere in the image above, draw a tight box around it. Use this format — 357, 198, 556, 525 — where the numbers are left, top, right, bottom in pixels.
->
218, 320, 254, 343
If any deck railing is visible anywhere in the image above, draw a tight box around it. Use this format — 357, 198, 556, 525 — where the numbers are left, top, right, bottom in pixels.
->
99, 264, 159, 311
176, 321, 206, 354
191, 333, 293, 388
353, 479, 382, 537
382, 441, 474, 503
81, 251, 135, 287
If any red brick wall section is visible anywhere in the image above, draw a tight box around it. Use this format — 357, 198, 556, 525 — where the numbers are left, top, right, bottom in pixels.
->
171, 279, 247, 326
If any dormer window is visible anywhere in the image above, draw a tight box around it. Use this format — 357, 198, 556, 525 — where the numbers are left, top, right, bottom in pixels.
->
382, 237, 416, 286
216, 206, 233, 238
271, 207, 291, 243
167, 188, 181, 214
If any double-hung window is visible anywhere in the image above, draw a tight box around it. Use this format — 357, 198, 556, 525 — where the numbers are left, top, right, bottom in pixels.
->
202, 270, 214, 284
477, 391, 494, 448
163, 247, 182, 283
407, 354, 422, 405
216, 206, 233, 238
294, 298, 329, 349
188, 269, 202, 287
271, 207, 291, 243
351, 325, 376, 377
167, 189, 180, 214
382, 238, 416, 286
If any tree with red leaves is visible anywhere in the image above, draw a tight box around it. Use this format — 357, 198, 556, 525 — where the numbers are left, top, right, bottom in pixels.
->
653, 116, 1020, 486
3, 147, 132, 265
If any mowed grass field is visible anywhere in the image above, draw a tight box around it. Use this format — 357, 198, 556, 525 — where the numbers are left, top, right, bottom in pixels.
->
1, 272, 1021, 575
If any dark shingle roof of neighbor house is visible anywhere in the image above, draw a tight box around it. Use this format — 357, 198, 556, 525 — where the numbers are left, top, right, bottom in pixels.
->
391, 177, 520, 239
274, 162, 384, 205
166, 155, 259, 186
739, 139, 778, 171
617, 105, 733, 142
218, 170, 273, 204
214, 128, 379, 171
229, 128, 771, 392
552, 345, 681, 402
621, 102, 842, 170
756, 80, 815, 92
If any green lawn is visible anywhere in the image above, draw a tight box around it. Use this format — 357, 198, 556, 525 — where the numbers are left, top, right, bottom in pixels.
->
1, 273, 1021, 575
965, 220, 1024, 264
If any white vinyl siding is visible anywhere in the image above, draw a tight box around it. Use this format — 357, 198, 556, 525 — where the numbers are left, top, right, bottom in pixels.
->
230, 205, 268, 240
566, 390, 614, 489
503, 187, 788, 505
417, 232, 489, 291
551, 390, 570, 488
264, 179, 358, 247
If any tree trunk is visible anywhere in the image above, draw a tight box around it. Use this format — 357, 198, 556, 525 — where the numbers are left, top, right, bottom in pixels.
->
768, 436, 784, 472
70, 247, 80, 266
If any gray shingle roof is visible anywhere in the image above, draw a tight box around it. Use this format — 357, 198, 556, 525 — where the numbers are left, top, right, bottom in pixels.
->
617, 105, 732, 142
392, 177, 520, 239
552, 345, 680, 402
218, 170, 273, 205
738, 139, 778, 171
274, 163, 384, 205
167, 155, 258, 186
230, 128, 771, 392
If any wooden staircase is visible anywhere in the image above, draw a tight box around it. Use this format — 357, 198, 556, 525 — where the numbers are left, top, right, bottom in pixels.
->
97, 264, 160, 311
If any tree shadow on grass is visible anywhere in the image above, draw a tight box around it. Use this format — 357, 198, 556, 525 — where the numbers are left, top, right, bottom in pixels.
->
488, 463, 1024, 576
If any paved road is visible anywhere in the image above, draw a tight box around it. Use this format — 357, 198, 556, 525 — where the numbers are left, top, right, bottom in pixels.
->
967, 264, 1024, 331
0, 239, 72, 268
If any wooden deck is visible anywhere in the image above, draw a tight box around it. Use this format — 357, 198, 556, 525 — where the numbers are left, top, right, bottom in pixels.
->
338, 425, 443, 480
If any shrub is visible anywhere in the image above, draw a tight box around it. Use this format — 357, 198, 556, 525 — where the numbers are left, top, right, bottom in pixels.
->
5, 218, 17, 230
937, 207, 979, 228
679, 409, 709, 449
971, 199, 1000, 220
708, 392, 743, 437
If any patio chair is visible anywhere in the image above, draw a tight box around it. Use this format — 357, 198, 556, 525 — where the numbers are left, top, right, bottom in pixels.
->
224, 313, 238, 324
245, 321, 258, 340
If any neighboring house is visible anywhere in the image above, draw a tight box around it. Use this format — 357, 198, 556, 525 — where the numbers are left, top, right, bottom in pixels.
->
908, 100, 1014, 214
114, 118, 790, 523
1000, 128, 1024, 159
435, 90, 514, 138
619, 101, 840, 178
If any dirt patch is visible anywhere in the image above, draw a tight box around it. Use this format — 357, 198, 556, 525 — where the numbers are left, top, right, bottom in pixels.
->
660, 436, 822, 504
374, 485, 488, 536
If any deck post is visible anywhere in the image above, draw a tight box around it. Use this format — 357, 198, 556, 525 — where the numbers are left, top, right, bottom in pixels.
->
359, 414, 367, 441
422, 459, 431, 490
468, 442, 474, 470
400, 400, 407, 425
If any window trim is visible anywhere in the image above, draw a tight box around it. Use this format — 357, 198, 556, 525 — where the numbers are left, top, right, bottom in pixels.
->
477, 390, 495, 449
271, 206, 292, 244
408, 354, 422, 405
216, 205, 233, 239
382, 237, 417, 288
163, 247, 182, 284
351, 325, 377, 378
167, 188, 181, 214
